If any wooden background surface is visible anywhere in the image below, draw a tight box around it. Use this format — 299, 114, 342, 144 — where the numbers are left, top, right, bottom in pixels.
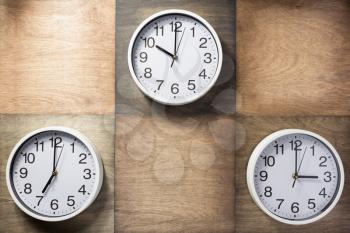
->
116, 0, 236, 232
1, 0, 350, 233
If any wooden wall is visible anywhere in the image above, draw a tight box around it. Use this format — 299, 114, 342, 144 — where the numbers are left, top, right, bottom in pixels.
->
0, 0, 115, 232
0, 0, 349, 233
115, 0, 236, 232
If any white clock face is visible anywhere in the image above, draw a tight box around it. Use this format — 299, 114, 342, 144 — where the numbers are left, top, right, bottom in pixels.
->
247, 129, 344, 225
6, 127, 103, 222
128, 9, 223, 105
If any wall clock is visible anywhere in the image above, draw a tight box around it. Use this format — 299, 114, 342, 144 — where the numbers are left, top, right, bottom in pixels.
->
6, 126, 103, 222
247, 129, 344, 225
128, 9, 223, 105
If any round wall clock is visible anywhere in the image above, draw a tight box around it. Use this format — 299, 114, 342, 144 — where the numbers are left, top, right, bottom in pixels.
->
6, 126, 103, 222
128, 9, 223, 105
247, 129, 344, 225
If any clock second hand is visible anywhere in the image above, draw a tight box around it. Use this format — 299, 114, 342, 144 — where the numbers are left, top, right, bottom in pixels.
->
42, 145, 65, 194
292, 146, 307, 188
171, 28, 186, 68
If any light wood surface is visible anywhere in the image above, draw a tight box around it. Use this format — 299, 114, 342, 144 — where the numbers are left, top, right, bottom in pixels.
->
236, 0, 350, 116
115, 0, 236, 232
235, 116, 350, 233
0, 0, 115, 114
0, 115, 115, 233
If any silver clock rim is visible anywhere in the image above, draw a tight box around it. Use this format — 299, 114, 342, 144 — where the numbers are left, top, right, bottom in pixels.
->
6, 126, 104, 222
246, 128, 345, 225
127, 9, 223, 106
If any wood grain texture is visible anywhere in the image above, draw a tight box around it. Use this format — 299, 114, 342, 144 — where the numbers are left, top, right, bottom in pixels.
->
0, 115, 115, 233
0, 0, 115, 114
236, 0, 350, 116
235, 116, 350, 233
115, 0, 236, 232
116, 0, 236, 115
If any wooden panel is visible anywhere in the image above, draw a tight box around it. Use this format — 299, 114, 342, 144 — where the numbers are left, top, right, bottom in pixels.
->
115, 0, 236, 232
0, 115, 115, 233
116, 0, 236, 115
0, 0, 115, 114
236, 0, 350, 116
116, 115, 235, 232
235, 116, 350, 233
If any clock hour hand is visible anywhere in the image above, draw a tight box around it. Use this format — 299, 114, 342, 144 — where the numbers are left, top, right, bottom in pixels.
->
156, 45, 175, 59
42, 171, 57, 194
298, 175, 319, 179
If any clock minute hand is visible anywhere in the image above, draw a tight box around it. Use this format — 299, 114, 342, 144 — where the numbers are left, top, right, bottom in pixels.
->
42, 145, 65, 194
171, 28, 186, 67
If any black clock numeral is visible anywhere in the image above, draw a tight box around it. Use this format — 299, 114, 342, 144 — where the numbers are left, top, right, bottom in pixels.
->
264, 186, 272, 197
142, 37, 155, 48
190, 27, 195, 37
139, 52, 148, 63
259, 170, 268, 181
71, 142, 75, 153
156, 80, 164, 90
79, 153, 87, 164
308, 198, 316, 209
36, 195, 44, 206
50, 199, 59, 210
83, 168, 92, 179
19, 167, 28, 178
22, 153, 35, 164
79, 185, 86, 195
276, 199, 284, 209
199, 69, 207, 79
319, 187, 327, 198
67, 196, 75, 207
187, 80, 195, 90
289, 139, 302, 151
24, 183, 32, 194
291, 202, 299, 213
171, 83, 179, 94
34, 140, 44, 152
199, 38, 207, 48
49, 136, 62, 147
324, 171, 332, 182
144, 67, 152, 79
154, 25, 164, 36
310, 145, 315, 156
204, 53, 212, 63
319, 156, 327, 167
262, 156, 275, 167
170, 21, 182, 32
274, 143, 284, 155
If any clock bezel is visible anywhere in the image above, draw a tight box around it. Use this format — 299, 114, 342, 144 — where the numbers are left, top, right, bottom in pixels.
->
127, 9, 223, 106
6, 126, 104, 222
246, 129, 344, 225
